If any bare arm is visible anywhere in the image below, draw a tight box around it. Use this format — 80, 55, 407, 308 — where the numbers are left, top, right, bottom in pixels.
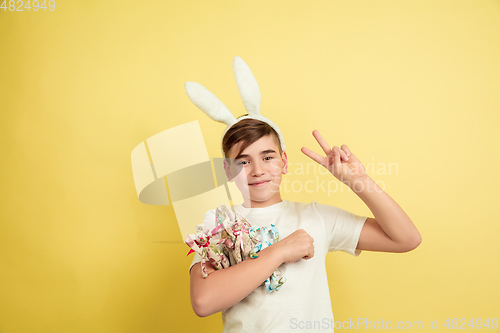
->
354, 177, 421, 252
190, 244, 284, 317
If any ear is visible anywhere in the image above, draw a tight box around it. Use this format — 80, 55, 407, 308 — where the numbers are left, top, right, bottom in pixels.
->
232, 56, 261, 116
223, 159, 236, 182
281, 151, 288, 174
184, 81, 237, 126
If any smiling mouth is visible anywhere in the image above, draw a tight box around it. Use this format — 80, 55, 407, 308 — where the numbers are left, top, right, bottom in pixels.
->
249, 180, 270, 186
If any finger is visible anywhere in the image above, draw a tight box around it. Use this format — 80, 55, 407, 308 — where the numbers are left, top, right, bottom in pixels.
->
332, 146, 342, 175
301, 147, 328, 168
341, 144, 360, 163
336, 146, 349, 162
341, 144, 351, 157
312, 130, 332, 157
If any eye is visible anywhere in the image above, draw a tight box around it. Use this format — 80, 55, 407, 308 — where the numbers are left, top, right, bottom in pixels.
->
237, 160, 248, 165
264, 156, 273, 161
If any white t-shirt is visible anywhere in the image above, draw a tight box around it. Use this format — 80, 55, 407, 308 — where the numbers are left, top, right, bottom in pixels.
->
188, 199, 368, 333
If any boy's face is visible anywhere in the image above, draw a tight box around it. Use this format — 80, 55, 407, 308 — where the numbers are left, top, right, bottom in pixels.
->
223, 135, 288, 208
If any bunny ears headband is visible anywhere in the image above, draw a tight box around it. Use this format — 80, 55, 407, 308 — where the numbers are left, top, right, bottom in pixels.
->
184, 56, 286, 158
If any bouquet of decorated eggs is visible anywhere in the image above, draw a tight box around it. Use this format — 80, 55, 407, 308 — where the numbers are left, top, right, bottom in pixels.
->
185, 204, 286, 293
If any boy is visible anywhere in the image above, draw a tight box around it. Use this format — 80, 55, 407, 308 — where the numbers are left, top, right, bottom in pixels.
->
185, 56, 421, 332
188, 118, 421, 332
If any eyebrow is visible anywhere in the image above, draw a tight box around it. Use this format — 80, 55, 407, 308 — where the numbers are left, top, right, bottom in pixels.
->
235, 149, 277, 160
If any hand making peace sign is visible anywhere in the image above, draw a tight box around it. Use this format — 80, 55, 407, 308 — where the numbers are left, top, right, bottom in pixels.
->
301, 130, 369, 188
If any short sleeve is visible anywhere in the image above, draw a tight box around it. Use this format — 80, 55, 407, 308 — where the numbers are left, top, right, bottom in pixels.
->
188, 209, 217, 274
313, 201, 368, 257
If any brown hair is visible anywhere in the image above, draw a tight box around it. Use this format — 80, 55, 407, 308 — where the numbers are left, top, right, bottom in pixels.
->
222, 116, 282, 162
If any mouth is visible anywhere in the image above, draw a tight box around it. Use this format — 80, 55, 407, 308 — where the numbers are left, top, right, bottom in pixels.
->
249, 180, 270, 187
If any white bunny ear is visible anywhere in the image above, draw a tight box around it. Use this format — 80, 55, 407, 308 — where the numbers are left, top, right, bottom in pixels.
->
184, 81, 237, 126
232, 56, 261, 116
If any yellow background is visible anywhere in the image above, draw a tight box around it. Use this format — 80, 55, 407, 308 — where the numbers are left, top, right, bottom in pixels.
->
1, 0, 499, 332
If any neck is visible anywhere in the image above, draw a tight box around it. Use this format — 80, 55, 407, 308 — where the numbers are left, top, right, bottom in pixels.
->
241, 195, 283, 209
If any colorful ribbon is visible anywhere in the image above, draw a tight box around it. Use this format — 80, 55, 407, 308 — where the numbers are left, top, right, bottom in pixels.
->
186, 223, 224, 256
187, 238, 211, 256
233, 228, 249, 252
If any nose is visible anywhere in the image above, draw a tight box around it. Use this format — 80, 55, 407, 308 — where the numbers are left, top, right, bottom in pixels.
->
250, 160, 265, 177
